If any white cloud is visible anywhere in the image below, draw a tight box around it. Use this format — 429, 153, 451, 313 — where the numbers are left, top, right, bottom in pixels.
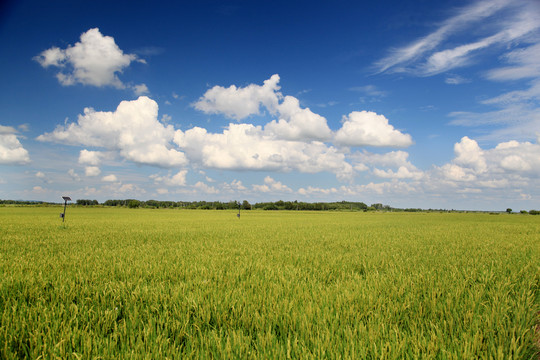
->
500, 155, 531, 171
38, 96, 187, 168
438, 163, 477, 182
102, 174, 118, 182
334, 111, 413, 148
34, 28, 141, 88
351, 150, 413, 168
298, 186, 338, 196
150, 170, 188, 187
101, 182, 147, 197
0, 125, 17, 134
193, 74, 281, 120
373, 166, 423, 180
375, 0, 540, 76
0, 128, 30, 165
486, 43, 540, 81
350, 149, 423, 179
264, 96, 332, 141
449, 84, 540, 142
68, 169, 81, 181
252, 176, 292, 193
349, 85, 388, 98
32, 186, 47, 193
482, 79, 540, 105
78, 149, 103, 166
453, 136, 487, 173
193, 181, 218, 194
18, 124, 30, 132
222, 179, 247, 192
431, 137, 540, 190
194, 75, 333, 142
133, 83, 149, 95
35, 171, 51, 183
174, 123, 353, 180
85, 166, 101, 177
445, 75, 470, 85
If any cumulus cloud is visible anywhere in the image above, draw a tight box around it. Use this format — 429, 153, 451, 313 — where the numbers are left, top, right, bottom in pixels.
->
79, 149, 104, 166
298, 186, 338, 196
373, 166, 423, 180
34, 28, 141, 88
222, 179, 247, 192
349, 149, 423, 179
0, 125, 30, 165
85, 166, 101, 177
264, 96, 332, 141
334, 111, 413, 147
192, 181, 219, 194
433, 136, 540, 188
32, 186, 47, 193
438, 163, 477, 182
500, 155, 531, 171
252, 176, 292, 193
133, 83, 149, 96
150, 170, 188, 187
193, 74, 281, 120
453, 136, 487, 173
102, 174, 118, 182
38, 96, 187, 168
194, 75, 333, 142
174, 123, 353, 180
351, 150, 413, 168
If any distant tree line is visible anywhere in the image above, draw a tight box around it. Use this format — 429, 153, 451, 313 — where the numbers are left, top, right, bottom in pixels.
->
0, 200, 47, 205
102, 199, 246, 210
76, 199, 99, 206
2, 198, 539, 214
98, 199, 405, 212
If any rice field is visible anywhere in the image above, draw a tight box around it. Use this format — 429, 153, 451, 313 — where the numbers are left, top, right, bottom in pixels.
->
1, 207, 538, 359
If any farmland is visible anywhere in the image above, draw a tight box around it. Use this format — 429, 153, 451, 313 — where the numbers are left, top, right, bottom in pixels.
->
1, 207, 538, 359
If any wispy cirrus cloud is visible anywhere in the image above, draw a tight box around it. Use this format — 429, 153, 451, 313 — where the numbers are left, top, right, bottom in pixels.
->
376, 0, 540, 142
374, 0, 540, 76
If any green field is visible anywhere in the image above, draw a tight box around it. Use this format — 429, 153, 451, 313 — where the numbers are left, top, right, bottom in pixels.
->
1, 207, 538, 359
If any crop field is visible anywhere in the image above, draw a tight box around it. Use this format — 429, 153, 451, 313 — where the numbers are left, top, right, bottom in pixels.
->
1, 207, 538, 359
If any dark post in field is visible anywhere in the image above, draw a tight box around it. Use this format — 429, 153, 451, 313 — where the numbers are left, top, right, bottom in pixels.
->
237, 201, 241, 219
61, 196, 71, 223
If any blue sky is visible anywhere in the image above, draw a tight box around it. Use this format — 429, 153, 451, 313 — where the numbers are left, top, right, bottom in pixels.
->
1, 0, 539, 210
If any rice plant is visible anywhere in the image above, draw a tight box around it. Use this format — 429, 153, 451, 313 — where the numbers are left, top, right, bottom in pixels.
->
1, 207, 538, 359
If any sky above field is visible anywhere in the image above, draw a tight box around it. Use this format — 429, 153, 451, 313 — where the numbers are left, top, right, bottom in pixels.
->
1, 0, 540, 210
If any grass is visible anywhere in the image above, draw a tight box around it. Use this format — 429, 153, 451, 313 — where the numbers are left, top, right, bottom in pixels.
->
1, 207, 539, 359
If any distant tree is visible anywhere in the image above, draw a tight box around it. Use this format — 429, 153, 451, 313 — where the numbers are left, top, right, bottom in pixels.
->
76, 199, 98, 206
520, 210, 528, 214
371, 203, 383, 210
242, 200, 251, 210
128, 200, 141, 208
506, 208, 512, 214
